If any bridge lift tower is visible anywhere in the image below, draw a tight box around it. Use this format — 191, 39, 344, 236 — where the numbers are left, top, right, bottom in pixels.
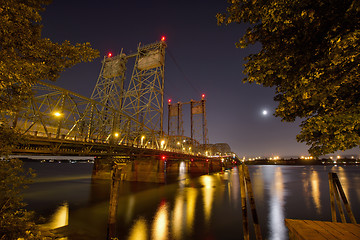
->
168, 95, 209, 153
89, 50, 127, 141
89, 40, 167, 145
121, 41, 167, 142
191, 94, 208, 148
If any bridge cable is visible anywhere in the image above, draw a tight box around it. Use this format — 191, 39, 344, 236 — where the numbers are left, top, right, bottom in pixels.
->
167, 49, 202, 97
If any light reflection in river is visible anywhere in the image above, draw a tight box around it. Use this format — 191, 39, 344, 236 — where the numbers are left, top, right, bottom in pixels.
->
45, 202, 69, 230
125, 195, 135, 224
186, 188, 197, 235
179, 161, 186, 181
230, 168, 240, 208
172, 191, 184, 239
23, 162, 360, 240
336, 166, 350, 203
310, 170, 321, 214
201, 175, 215, 226
127, 217, 148, 240
152, 201, 169, 240
252, 166, 265, 203
269, 167, 286, 240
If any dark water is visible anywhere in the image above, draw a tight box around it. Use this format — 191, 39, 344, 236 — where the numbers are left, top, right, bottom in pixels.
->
23, 162, 360, 240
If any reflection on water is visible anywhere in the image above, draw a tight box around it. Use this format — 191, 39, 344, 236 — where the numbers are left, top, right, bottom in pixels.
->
179, 161, 186, 181
172, 191, 184, 239
186, 188, 197, 235
127, 217, 147, 240
201, 175, 215, 226
229, 168, 240, 208
125, 195, 135, 224
336, 166, 350, 203
251, 166, 265, 204
269, 167, 286, 240
23, 163, 360, 240
152, 201, 169, 240
310, 171, 321, 214
43, 202, 69, 230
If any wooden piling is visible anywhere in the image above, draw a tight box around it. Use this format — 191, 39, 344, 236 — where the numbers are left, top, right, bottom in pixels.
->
243, 165, 262, 240
332, 173, 357, 224
328, 173, 337, 222
107, 164, 122, 240
240, 164, 249, 240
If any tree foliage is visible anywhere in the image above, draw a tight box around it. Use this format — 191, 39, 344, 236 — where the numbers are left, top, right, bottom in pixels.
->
0, 0, 99, 238
0, 0, 99, 113
0, 158, 36, 240
217, 0, 360, 156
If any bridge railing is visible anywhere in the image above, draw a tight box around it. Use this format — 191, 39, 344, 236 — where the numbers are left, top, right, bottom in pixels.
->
2, 81, 164, 147
1, 81, 211, 155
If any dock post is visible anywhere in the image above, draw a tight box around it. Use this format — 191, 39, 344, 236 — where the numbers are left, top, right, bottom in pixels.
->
107, 164, 122, 239
240, 164, 249, 240
332, 173, 347, 222
332, 173, 357, 224
243, 165, 262, 240
328, 173, 337, 222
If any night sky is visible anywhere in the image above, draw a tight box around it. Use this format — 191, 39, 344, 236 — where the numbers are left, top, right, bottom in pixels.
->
40, 0, 359, 158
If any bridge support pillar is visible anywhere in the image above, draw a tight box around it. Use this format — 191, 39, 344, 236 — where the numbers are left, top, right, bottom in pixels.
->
92, 156, 113, 179
121, 156, 167, 183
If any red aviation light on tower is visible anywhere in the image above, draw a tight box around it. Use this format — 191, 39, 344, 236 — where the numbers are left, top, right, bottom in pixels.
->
201, 94, 205, 100
168, 99, 171, 104
107, 52, 112, 58
161, 36, 166, 41
161, 155, 166, 161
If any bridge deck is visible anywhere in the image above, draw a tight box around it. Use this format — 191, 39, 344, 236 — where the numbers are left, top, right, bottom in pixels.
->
285, 219, 360, 240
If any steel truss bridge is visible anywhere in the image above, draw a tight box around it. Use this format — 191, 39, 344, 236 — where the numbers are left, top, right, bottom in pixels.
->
2, 40, 210, 159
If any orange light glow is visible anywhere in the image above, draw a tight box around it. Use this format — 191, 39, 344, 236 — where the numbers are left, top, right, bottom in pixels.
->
161, 36, 166, 41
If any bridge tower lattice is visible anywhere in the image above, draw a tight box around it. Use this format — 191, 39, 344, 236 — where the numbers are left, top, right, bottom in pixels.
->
121, 41, 167, 144
167, 101, 183, 136
191, 96, 208, 149
89, 51, 127, 141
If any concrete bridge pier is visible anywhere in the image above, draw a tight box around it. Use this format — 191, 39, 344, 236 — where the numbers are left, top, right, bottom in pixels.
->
92, 155, 223, 183
121, 156, 167, 183
92, 156, 114, 179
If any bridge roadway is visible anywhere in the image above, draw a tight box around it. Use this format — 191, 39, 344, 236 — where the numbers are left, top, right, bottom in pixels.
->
12, 135, 223, 183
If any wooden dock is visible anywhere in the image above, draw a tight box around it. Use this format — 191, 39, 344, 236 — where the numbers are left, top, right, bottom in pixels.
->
285, 219, 360, 240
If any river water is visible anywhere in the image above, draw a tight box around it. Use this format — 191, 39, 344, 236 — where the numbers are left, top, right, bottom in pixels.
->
23, 162, 360, 240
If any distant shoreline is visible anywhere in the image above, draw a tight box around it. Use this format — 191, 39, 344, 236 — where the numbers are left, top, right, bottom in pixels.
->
244, 158, 359, 165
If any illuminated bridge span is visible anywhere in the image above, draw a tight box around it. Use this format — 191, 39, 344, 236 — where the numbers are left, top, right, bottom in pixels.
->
2, 39, 224, 182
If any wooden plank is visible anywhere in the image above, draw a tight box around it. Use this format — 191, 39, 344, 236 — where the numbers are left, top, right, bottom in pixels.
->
320, 221, 360, 239
285, 219, 328, 240
285, 219, 360, 240
304, 220, 344, 240
325, 222, 360, 239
